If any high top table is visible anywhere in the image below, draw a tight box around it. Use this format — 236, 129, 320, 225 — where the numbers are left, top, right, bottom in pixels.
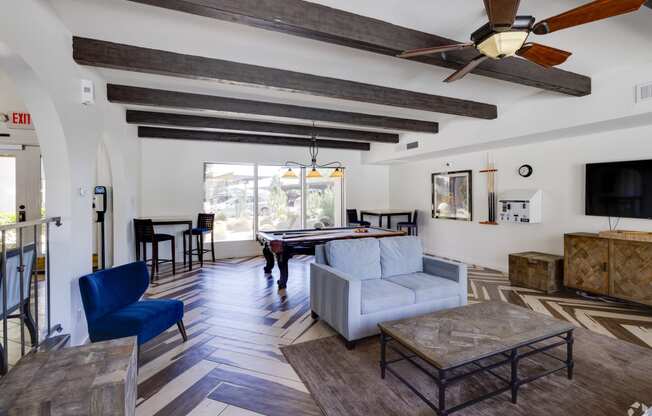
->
379, 301, 575, 416
135, 216, 194, 271
360, 209, 412, 229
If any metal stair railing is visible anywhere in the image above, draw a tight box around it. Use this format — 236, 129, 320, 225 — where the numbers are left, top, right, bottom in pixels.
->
0, 217, 62, 375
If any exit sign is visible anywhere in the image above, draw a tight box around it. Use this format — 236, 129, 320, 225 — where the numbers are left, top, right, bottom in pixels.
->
8, 112, 34, 130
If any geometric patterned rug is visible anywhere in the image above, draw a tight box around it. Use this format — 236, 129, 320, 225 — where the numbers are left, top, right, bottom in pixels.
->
133, 256, 652, 416
467, 264, 652, 348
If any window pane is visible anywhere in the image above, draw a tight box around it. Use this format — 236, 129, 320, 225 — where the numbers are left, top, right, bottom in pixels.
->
204, 163, 255, 241
305, 169, 343, 229
0, 156, 16, 246
0, 156, 16, 224
257, 166, 302, 231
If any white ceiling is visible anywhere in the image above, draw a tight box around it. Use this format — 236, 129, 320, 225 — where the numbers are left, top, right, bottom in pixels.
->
48, 0, 652, 161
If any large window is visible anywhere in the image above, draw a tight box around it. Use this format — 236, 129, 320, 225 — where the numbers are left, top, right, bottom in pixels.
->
305, 169, 343, 229
257, 165, 302, 231
204, 163, 345, 241
203, 163, 255, 242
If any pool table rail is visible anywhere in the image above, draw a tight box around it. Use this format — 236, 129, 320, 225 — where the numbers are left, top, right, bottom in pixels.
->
256, 227, 406, 289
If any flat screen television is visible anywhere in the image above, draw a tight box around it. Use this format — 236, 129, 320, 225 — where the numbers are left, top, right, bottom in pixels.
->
585, 159, 652, 219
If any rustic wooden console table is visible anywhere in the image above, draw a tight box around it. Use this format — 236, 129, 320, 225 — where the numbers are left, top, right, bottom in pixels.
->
0, 337, 137, 415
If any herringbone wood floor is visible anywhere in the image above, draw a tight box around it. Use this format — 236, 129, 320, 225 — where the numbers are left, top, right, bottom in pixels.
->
136, 256, 652, 416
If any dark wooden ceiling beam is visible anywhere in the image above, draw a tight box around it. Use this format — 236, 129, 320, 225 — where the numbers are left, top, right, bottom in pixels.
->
108, 84, 439, 133
126, 110, 399, 143
126, 0, 591, 97
74, 37, 497, 119
138, 126, 370, 150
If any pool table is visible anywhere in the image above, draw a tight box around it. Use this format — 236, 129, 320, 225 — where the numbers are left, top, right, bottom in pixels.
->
257, 227, 406, 289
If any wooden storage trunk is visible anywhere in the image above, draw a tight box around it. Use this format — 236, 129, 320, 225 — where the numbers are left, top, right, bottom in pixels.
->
509, 251, 564, 294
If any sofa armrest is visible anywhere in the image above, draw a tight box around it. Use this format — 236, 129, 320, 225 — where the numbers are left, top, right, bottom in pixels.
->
310, 263, 361, 340
423, 256, 468, 305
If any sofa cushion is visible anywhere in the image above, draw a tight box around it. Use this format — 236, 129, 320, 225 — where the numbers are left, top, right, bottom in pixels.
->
88, 299, 184, 345
379, 236, 423, 278
326, 238, 381, 280
361, 279, 415, 315
385, 272, 460, 303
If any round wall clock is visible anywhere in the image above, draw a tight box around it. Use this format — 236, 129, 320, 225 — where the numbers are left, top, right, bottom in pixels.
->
518, 164, 533, 178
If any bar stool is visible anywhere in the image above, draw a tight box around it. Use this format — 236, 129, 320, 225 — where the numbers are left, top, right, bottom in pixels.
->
346, 209, 371, 227
183, 213, 216, 268
134, 219, 176, 280
397, 210, 419, 236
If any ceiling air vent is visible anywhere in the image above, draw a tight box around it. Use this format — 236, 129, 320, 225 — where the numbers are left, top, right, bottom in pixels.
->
636, 82, 652, 103
406, 141, 419, 150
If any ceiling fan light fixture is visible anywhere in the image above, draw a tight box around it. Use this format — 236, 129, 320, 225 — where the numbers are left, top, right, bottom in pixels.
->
476, 31, 529, 59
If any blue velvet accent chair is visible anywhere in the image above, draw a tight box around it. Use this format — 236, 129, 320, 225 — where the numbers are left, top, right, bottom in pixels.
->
79, 261, 187, 349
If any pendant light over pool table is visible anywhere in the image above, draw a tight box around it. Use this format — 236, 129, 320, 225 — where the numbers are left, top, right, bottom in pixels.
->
283, 122, 344, 180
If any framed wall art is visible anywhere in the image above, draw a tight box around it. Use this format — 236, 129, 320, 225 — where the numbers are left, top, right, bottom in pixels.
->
431, 170, 472, 221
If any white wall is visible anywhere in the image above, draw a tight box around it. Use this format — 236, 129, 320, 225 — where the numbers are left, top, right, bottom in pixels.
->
390, 125, 652, 271
0, 70, 38, 146
140, 139, 390, 258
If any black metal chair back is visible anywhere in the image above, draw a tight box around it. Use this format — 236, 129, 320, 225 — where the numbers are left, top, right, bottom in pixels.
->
412, 210, 418, 224
197, 213, 215, 230
346, 209, 359, 224
134, 219, 155, 242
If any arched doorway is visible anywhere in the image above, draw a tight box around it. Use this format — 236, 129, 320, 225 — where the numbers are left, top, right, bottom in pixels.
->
0, 0, 141, 348
0, 0, 101, 345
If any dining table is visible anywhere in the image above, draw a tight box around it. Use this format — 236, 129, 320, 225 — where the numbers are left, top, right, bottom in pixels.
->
135, 216, 194, 272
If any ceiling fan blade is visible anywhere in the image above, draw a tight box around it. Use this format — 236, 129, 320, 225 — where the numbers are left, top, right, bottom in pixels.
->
516, 43, 572, 67
532, 0, 646, 35
397, 43, 474, 59
444, 55, 489, 83
483, 0, 522, 28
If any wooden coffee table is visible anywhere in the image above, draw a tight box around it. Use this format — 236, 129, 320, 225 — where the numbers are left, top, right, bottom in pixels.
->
378, 301, 575, 416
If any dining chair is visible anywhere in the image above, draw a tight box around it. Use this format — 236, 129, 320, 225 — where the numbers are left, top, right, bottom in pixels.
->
397, 210, 419, 236
183, 213, 216, 268
133, 219, 176, 280
346, 209, 371, 227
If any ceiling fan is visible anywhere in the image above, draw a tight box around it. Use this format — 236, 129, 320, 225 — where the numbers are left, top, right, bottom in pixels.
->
398, 0, 647, 82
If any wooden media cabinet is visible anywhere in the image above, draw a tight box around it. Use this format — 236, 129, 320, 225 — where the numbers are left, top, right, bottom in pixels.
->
565, 232, 652, 306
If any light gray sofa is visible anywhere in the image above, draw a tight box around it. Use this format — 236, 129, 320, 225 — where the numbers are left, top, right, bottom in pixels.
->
310, 236, 467, 348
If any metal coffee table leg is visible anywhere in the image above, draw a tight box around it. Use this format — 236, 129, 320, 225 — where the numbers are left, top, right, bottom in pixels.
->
380, 332, 387, 379
438, 369, 448, 416
566, 330, 574, 380
510, 349, 519, 404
